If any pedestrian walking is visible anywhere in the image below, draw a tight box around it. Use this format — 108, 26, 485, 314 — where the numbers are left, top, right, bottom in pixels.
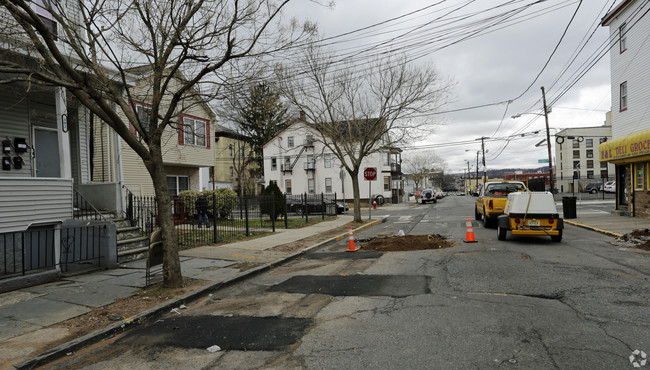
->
196, 193, 210, 228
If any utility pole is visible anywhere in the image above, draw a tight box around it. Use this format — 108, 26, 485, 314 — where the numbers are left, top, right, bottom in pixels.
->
541, 86, 555, 194
481, 137, 486, 186
475, 151, 479, 190
465, 160, 471, 195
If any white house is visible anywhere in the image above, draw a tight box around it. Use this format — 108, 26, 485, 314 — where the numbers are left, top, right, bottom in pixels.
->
600, 0, 650, 217
263, 119, 404, 203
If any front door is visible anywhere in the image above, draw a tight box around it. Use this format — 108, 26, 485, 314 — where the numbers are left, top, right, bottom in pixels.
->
34, 127, 60, 178
618, 165, 630, 207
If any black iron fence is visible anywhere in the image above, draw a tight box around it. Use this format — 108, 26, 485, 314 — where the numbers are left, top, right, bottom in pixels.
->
1, 224, 105, 280
125, 192, 343, 249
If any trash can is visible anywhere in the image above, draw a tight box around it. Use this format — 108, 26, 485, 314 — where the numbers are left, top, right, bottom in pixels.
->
562, 196, 577, 219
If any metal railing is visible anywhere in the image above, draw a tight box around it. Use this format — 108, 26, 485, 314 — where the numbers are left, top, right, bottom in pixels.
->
1, 224, 105, 279
125, 192, 341, 249
73, 190, 107, 221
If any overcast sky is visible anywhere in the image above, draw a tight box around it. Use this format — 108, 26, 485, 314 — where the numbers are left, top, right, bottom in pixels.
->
283, 0, 616, 174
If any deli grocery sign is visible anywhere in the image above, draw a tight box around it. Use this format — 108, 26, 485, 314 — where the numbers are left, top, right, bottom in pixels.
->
600, 129, 650, 162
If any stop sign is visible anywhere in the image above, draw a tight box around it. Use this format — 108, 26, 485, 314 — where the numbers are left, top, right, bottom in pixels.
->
364, 167, 377, 181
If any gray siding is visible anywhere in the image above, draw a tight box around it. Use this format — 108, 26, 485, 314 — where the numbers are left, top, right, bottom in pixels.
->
0, 82, 33, 177
0, 178, 73, 233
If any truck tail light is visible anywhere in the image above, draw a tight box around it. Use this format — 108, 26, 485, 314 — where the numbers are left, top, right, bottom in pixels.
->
488, 199, 493, 209
549, 219, 554, 224
514, 218, 520, 224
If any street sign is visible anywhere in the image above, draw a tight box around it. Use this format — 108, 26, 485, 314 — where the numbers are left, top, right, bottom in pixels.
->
364, 167, 377, 181
538, 159, 549, 163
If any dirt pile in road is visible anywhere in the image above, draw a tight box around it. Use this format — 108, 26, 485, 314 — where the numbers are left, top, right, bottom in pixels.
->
359, 234, 454, 252
624, 229, 650, 251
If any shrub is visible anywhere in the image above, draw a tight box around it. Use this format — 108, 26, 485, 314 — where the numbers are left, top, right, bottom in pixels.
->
260, 182, 284, 220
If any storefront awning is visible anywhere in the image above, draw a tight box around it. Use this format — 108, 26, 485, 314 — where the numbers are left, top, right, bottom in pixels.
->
600, 129, 650, 163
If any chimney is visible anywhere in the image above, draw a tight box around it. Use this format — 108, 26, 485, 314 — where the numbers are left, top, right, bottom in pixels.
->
299, 110, 306, 121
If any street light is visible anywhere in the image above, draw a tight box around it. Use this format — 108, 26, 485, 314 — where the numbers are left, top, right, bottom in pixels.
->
511, 86, 554, 194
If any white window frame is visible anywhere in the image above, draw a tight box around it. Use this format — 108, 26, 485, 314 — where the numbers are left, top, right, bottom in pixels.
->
183, 116, 208, 147
324, 153, 332, 168
308, 178, 315, 194
285, 179, 292, 194
325, 178, 332, 193
620, 23, 627, 53
271, 157, 277, 171
620, 81, 628, 111
167, 175, 189, 197
288, 136, 294, 148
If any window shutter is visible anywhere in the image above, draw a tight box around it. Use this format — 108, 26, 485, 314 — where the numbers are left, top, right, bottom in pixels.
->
206, 121, 211, 149
178, 118, 185, 145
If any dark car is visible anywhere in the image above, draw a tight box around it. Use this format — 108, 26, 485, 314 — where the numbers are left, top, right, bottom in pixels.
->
584, 182, 602, 194
420, 189, 437, 204
286, 196, 348, 215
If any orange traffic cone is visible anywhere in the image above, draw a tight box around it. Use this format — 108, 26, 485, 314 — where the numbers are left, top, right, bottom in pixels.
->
463, 218, 477, 243
346, 226, 360, 252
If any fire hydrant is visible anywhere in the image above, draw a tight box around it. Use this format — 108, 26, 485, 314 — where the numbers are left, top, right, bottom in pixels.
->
373, 201, 377, 209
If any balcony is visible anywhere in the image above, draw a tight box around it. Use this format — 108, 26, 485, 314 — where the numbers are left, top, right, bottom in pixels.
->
281, 164, 292, 173
390, 163, 402, 174
303, 138, 315, 147
304, 162, 316, 171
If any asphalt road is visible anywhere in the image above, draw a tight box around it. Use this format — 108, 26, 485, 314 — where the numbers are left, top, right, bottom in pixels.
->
47, 196, 650, 369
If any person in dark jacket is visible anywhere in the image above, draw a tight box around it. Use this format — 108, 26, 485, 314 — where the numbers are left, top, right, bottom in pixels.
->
196, 193, 210, 228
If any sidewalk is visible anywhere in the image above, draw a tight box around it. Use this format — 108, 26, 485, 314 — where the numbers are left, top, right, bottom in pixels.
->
0, 215, 382, 369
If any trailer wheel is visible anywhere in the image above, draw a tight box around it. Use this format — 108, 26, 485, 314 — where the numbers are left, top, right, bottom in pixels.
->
551, 230, 563, 242
497, 225, 507, 240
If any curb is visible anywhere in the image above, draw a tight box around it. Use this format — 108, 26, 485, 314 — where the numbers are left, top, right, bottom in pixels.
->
563, 220, 623, 238
15, 219, 386, 369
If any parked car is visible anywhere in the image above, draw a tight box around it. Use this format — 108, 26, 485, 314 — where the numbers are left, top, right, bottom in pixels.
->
475, 181, 527, 228
420, 189, 437, 204
286, 196, 348, 215
604, 181, 616, 193
583, 182, 602, 194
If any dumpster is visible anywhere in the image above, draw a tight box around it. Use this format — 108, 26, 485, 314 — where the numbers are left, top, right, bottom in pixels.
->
562, 196, 577, 219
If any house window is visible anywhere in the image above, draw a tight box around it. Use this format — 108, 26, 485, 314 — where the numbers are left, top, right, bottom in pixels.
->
573, 161, 580, 178
572, 140, 580, 149
586, 149, 593, 158
284, 156, 291, 170
229, 166, 233, 177
308, 179, 315, 194
229, 145, 233, 157
635, 163, 644, 190
285, 179, 292, 194
167, 176, 189, 197
620, 81, 628, 111
587, 160, 594, 169
384, 176, 390, 191
383, 153, 389, 166
325, 178, 332, 193
620, 23, 627, 53
306, 155, 315, 169
573, 150, 580, 159
288, 136, 294, 148
32, 0, 58, 39
271, 157, 277, 171
586, 139, 593, 148
324, 153, 332, 168
587, 170, 594, 179
182, 116, 208, 147
136, 103, 151, 134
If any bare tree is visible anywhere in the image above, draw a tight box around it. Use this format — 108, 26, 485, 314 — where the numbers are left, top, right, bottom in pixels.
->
277, 46, 453, 222
0, 0, 312, 287
403, 150, 445, 191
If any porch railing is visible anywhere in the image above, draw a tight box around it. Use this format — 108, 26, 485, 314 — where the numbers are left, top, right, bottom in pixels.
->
73, 190, 107, 221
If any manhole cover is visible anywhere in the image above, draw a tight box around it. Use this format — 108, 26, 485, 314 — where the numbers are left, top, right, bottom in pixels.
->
116, 315, 311, 351
267, 275, 430, 297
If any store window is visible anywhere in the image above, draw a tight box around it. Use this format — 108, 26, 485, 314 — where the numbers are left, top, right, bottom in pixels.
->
635, 163, 644, 190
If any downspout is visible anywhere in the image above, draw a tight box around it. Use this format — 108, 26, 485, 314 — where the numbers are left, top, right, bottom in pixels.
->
114, 129, 125, 215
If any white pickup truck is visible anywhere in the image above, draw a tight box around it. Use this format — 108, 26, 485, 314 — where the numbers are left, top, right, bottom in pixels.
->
496, 191, 563, 242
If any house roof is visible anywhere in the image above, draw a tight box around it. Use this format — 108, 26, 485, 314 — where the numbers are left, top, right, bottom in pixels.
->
214, 123, 249, 140
601, 0, 635, 26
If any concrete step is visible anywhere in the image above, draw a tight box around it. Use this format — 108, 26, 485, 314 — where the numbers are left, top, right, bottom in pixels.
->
117, 246, 149, 264
117, 236, 149, 252
117, 226, 142, 241
110, 218, 132, 229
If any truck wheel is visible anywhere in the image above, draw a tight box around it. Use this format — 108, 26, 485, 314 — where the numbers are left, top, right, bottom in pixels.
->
551, 230, 563, 242
590, 189, 597, 194
497, 225, 507, 240
475, 207, 482, 221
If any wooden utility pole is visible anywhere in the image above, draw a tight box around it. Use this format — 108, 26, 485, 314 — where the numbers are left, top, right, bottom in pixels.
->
481, 137, 486, 185
541, 86, 555, 194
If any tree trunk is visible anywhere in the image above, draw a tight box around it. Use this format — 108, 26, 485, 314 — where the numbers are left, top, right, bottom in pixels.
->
148, 147, 183, 288
351, 170, 362, 222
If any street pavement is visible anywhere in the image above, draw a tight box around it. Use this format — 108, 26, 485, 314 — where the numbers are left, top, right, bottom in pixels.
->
0, 198, 648, 368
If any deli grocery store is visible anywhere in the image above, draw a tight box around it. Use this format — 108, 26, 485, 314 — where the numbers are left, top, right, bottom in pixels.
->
600, 129, 650, 217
